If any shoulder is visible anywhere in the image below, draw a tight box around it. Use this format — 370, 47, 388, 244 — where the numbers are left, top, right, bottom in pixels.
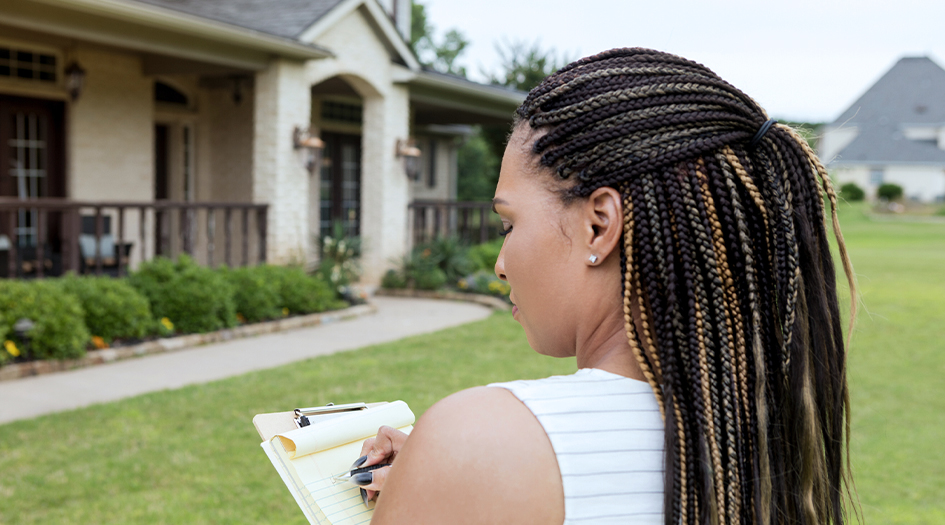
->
371, 387, 564, 525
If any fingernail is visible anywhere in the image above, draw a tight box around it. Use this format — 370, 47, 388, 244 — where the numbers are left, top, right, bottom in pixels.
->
349, 455, 368, 470
360, 488, 370, 509
351, 472, 373, 486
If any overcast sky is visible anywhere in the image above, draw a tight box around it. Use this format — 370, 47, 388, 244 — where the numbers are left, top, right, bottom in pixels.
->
423, 0, 945, 123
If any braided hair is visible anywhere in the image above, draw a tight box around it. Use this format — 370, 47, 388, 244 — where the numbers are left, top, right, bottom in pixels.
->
515, 48, 858, 525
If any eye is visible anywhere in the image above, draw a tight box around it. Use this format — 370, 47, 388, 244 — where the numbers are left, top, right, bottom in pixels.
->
498, 226, 512, 237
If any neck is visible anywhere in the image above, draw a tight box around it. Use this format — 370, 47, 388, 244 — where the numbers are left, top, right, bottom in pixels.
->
575, 311, 646, 381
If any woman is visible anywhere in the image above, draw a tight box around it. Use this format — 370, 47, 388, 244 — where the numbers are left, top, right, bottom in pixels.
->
357, 48, 857, 525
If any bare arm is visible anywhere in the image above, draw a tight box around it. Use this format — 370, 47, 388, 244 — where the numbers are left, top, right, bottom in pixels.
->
370, 387, 564, 525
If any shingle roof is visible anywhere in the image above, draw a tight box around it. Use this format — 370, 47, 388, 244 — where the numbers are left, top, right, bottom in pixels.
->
131, 0, 346, 39
830, 56, 945, 165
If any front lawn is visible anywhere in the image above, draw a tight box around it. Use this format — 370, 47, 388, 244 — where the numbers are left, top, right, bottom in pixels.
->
0, 202, 942, 524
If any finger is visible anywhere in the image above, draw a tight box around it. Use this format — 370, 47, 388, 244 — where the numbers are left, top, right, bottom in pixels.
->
365, 426, 401, 465
352, 465, 391, 492
359, 437, 376, 460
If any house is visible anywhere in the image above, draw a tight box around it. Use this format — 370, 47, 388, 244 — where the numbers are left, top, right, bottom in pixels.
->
0, 0, 523, 281
819, 56, 945, 202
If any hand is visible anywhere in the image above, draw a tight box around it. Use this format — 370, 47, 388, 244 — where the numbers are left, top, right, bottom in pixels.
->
356, 425, 409, 502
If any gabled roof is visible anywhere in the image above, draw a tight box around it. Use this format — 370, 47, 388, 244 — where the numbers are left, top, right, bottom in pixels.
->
830, 56, 945, 165
833, 57, 945, 126
132, 0, 345, 40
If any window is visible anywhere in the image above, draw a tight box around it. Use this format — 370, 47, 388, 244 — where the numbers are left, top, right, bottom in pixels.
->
155, 81, 189, 105
0, 46, 57, 83
869, 167, 884, 185
321, 101, 362, 124
427, 139, 437, 188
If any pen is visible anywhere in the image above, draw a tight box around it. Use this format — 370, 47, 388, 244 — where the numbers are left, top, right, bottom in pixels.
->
332, 462, 392, 484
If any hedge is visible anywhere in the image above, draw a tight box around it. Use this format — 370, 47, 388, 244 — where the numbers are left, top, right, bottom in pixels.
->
0, 280, 89, 360
60, 276, 155, 342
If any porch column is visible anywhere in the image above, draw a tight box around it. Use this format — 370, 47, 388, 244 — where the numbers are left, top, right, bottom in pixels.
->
252, 58, 312, 265
360, 85, 410, 284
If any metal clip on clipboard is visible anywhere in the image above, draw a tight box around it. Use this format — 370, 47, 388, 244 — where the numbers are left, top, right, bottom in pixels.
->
294, 402, 368, 428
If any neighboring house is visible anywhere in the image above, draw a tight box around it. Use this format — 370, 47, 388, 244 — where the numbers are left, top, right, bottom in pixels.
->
820, 56, 945, 202
0, 0, 523, 281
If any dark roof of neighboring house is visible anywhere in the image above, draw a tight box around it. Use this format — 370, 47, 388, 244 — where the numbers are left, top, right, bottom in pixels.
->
830, 56, 945, 165
131, 0, 346, 39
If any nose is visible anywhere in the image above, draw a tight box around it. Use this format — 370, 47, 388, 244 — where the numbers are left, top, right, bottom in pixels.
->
495, 242, 507, 282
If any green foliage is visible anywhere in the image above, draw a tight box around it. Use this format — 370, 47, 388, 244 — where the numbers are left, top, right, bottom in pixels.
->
415, 266, 447, 290
129, 255, 237, 334
878, 183, 904, 201
381, 268, 408, 289
222, 266, 281, 323
486, 38, 570, 92
409, 1, 469, 76
457, 129, 500, 202
60, 276, 154, 342
468, 237, 504, 273
457, 269, 511, 299
0, 280, 89, 360
424, 236, 474, 283
317, 222, 362, 293
840, 182, 866, 202
264, 265, 342, 315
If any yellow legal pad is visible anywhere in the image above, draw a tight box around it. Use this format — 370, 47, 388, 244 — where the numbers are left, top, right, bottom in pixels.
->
253, 401, 415, 525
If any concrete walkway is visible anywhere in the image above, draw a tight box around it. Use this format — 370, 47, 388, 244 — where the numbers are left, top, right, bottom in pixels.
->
0, 297, 492, 425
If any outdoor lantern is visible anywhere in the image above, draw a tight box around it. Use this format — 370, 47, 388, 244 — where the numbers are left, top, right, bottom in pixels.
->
64, 61, 86, 101
293, 126, 325, 173
396, 138, 422, 181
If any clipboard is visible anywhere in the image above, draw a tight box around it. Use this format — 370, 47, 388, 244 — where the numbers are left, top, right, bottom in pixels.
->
253, 401, 415, 525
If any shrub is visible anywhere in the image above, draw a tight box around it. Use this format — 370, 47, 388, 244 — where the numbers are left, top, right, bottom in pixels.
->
317, 222, 362, 293
839, 182, 865, 202
129, 255, 236, 334
0, 280, 89, 360
424, 236, 474, 283
877, 183, 903, 201
264, 265, 342, 314
458, 270, 511, 299
60, 276, 154, 342
222, 266, 281, 323
381, 269, 408, 289
414, 266, 447, 290
468, 237, 503, 273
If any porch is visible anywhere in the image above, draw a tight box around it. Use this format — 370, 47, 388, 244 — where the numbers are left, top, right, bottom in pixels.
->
0, 198, 267, 278
408, 199, 502, 246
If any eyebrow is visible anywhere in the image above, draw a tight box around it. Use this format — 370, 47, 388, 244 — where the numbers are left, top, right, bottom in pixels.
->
491, 198, 509, 214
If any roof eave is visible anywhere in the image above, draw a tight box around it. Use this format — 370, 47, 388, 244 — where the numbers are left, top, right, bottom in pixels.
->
410, 70, 526, 107
32, 0, 333, 60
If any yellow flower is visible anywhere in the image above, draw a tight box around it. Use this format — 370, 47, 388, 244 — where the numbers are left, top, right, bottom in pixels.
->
282, 307, 289, 317
458, 279, 468, 289
91, 336, 108, 349
160, 317, 174, 331
4, 340, 19, 357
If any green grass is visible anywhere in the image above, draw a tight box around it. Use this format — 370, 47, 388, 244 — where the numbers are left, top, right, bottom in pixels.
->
1, 201, 943, 523
0, 314, 574, 524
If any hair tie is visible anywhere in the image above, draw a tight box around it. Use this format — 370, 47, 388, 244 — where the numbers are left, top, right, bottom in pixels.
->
750, 119, 778, 148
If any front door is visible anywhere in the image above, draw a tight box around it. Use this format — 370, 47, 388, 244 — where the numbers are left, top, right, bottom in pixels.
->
319, 132, 361, 238
0, 94, 65, 249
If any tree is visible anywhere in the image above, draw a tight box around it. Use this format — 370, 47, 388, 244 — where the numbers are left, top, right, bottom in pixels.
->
409, 2, 469, 77
457, 131, 499, 202
485, 38, 570, 92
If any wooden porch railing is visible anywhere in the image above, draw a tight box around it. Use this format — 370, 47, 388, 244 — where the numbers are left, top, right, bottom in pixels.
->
408, 200, 502, 246
0, 198, 268, 279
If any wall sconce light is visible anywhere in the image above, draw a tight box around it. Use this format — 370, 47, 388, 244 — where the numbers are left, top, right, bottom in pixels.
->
65, 62, 86, 101
396, 138, 422, 181
293, 126, 325, 173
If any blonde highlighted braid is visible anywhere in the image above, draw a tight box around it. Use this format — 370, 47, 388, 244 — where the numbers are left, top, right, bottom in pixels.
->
515, 48, 858, 525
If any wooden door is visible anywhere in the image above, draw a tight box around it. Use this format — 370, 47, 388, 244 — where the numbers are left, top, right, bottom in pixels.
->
319, 132, 361, 238
0, 94, 65, 250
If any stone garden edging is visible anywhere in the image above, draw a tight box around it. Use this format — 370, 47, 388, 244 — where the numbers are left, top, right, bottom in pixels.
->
374, 288, 511, 311
0, 303, 377, 382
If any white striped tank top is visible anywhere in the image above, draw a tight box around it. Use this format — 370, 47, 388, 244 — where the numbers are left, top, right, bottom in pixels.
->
489, 368, 665, 524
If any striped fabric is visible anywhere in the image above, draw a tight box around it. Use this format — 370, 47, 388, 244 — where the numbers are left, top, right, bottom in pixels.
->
490, 368, 665, 524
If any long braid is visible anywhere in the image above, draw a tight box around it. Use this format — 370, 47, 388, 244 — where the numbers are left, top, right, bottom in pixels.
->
514, 48, 858, 525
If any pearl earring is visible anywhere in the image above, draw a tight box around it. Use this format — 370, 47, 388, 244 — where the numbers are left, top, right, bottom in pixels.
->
588, 255, 598, 264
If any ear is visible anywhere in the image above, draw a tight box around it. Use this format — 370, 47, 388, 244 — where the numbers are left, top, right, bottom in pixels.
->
581, 186, 623, 266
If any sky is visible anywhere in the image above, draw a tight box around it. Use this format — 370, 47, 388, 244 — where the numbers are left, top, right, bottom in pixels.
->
422, 0, 945, 123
